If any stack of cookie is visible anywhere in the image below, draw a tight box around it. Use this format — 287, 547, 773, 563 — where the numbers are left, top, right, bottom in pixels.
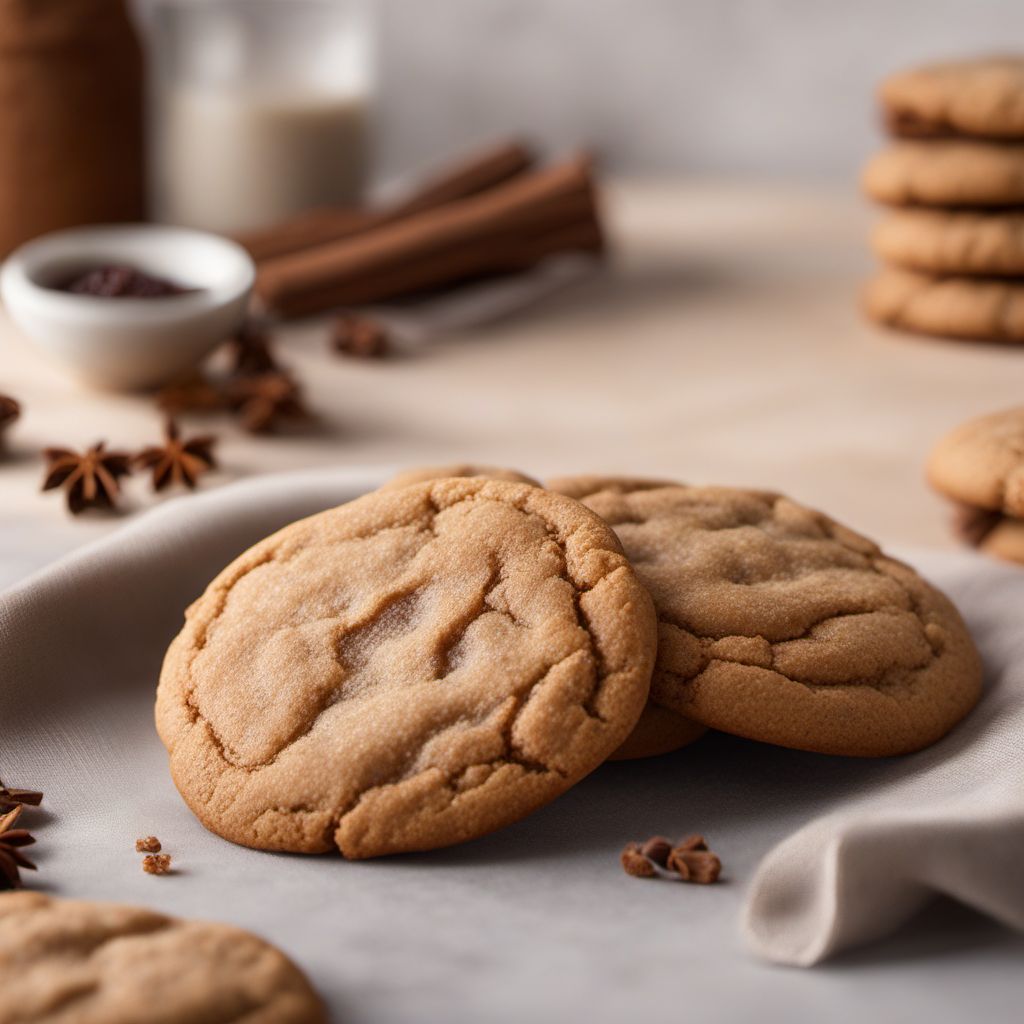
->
862, 56, 1024, 342
928, 407, 1024, 565
155, 467, 983, 860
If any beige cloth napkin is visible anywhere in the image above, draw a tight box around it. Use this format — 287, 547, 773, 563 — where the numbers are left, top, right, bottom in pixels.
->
743, 546, 1024, 963
0, 467, 1021, 1020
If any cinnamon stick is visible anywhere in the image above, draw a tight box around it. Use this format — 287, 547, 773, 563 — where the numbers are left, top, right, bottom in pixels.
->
255, 155, 603, 318
237, 139, 536, 263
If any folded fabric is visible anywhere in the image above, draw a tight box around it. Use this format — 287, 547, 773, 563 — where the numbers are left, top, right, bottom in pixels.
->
743, 551, 1024, 964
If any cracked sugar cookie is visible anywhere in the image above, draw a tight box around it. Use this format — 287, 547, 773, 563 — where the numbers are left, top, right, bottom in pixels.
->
156, 478, 657, 858
547, 478, 982, 757
0, 893, 326, 1024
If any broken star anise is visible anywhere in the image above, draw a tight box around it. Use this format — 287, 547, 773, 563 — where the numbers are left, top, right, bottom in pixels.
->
42, 441, 132, 514
0, 805, 37, 891
226, 371, 310, 434
135, 419, 217, 491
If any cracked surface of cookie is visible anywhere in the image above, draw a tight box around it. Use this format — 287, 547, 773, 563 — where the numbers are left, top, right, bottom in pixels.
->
862, 141, 1024, 207
549, 475, 705, 760
928, 407, 1024, 516
880, 56, 1024, 140
0, 892, 326, 1024
156, 478, 657, 858
379, 463, 539, 491
863, 269, 1024, 342
872, 209, 1024, 277
547, 478, 982, 757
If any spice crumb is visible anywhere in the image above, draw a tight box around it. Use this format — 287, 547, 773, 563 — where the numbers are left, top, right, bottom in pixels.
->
135, 836, 161, 854
142, 853, 172, 876
622, 833, 723, 884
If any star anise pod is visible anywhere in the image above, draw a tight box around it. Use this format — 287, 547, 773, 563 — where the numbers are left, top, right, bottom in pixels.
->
42, 441, 132, 514
0, 805, 37, 890
331, 315, 390, 359
226, 371, 310, 434
135, 419, 217, 491
229, 320, 280, 376
0, 393, 20, 445
156, 372, 226, 415
0, 782, 43, 814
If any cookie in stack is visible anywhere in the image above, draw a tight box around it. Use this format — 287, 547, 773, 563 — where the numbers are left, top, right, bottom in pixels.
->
862, 56, 1024, 342
928, 407, 1024, 564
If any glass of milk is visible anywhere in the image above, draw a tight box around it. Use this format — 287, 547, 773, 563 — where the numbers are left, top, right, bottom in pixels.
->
151, 0, 371, 235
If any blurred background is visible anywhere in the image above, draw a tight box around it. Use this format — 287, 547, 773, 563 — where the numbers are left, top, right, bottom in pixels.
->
139, 0, 1024, 182
4, 0, 1024, 580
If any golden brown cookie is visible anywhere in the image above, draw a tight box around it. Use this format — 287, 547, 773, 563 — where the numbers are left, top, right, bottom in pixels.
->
863, 268, 1024, 342
547, 478, 982, 757
549, 474, 705, 761
862, 141, 1024, 207
881, 56, 1024, 140
0, 892, 326, 1024
156, 478, 657, 858
606, 703, 707, 761
872, 209, 1024, 276
927, 407, 1024, 516
379, 464, 539, 490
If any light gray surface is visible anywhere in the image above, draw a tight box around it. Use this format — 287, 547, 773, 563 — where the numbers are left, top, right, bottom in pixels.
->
2, 468, 1022, 1024
134, 0, 1024, 180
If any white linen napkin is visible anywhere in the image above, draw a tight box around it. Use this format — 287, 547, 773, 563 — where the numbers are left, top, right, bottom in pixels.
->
0, 467, 1021, 1020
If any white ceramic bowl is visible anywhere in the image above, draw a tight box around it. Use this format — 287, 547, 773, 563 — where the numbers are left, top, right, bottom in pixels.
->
1, 224, 255, 391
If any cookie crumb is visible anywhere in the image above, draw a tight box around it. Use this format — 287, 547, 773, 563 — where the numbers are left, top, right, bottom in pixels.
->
142, 854, 172, 876
620, 842, 657, 878
135, 836, 161, 854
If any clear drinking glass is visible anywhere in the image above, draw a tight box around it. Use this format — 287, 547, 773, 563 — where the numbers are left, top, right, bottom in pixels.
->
150, 0, 371, 235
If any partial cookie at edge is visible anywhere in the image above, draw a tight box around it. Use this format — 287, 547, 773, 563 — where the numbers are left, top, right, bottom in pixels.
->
0, 892, 326, 1024
927, 406, 1024, 517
